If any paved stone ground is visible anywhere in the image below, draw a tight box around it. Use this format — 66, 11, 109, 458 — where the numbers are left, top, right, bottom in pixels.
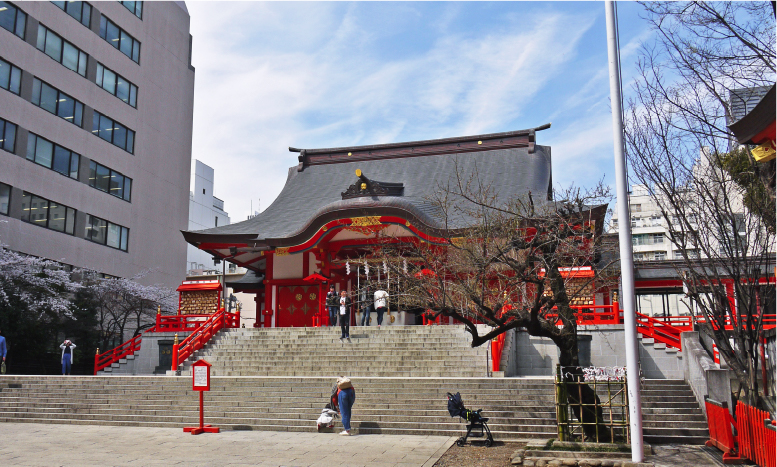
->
0, 423, 456, 467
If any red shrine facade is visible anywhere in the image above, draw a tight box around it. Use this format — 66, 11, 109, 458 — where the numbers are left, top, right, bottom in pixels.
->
183, 126, 557, 327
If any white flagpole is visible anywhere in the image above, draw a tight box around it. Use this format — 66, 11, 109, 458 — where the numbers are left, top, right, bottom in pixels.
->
604, 1, 644, 461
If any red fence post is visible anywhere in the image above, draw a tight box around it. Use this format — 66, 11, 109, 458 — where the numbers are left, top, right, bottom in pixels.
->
93, 348, 99, 375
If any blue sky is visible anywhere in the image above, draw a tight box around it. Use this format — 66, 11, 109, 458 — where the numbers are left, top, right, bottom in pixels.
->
187, 2, 653, 221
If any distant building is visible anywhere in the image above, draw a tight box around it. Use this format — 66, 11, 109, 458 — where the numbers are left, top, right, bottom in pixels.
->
187, 160, 233, 274
0, 1, 195, 287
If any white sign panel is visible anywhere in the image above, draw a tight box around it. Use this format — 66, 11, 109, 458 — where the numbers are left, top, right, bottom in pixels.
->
194, 365, 208, 388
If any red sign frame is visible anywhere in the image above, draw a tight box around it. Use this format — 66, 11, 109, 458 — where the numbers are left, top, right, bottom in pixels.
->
191, 359, 211, 391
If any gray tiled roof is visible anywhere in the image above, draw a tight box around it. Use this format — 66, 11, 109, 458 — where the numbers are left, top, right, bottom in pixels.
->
184, 144, 552, 244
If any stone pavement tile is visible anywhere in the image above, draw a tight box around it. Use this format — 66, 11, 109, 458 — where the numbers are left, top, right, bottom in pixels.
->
648, 445, 721, 467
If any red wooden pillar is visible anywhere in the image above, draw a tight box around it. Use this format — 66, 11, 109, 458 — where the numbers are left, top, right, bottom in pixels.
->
264, 253, 274, 327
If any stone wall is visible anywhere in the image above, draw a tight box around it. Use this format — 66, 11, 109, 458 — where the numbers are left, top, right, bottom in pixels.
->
506, 326, 684, 379
681, 331, 733, 416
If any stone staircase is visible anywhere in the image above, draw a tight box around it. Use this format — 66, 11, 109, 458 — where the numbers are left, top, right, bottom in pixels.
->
0, 325, 708, 444
180, 326, 491, 377
641, 379, 708, 445
0, 376, 558, 440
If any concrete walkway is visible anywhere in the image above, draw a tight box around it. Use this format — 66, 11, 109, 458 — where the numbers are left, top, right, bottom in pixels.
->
0, 423, 456, 467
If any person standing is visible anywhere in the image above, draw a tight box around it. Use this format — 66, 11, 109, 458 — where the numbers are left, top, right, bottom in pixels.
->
339, 290, 352, 342
60, 339, 76, 375
326, 284, 339, 327
360, 287, 373, 326
374, 288, 389, 327
0, 328, 7, 374
336, 376, 356, 436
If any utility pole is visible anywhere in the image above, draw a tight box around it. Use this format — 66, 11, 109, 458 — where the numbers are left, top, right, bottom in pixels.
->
604, 1, 644, 461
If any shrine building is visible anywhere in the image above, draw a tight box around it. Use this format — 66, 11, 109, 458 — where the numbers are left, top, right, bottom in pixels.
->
182, 126, 554, 328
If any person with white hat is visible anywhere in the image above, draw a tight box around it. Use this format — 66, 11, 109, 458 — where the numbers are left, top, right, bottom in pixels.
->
60, 339, 76, 375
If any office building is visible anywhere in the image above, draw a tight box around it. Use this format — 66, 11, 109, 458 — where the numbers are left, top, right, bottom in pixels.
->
0, 1, 195, 287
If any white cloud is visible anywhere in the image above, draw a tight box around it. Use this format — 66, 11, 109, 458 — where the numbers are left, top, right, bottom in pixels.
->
187, 2, 600, 221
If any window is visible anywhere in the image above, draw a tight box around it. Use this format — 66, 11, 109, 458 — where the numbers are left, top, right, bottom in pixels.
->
88, 161, 131, 201
36, 25, 88, 76
215, 216, 218, 227
0, 56, 21, 95
631, 204, 642, 212
21, 192, 76, 234
651, 233, 664, 244
95, 62, 137, 107
91, 111, 135, 153
0, 182, 9, 215
0, 117, 16, 153
120, 1, 142, 19
0, 1, 26, 39
85, 214, 128, 251
99, 15, 140, 63
654, 251, 666, 261
51, 1, 91, 28
31, 78, 84, 126
26, 133, 80, 179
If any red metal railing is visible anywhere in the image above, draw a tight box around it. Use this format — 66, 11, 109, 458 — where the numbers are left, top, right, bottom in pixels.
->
635, 311, 683, 350
153, 314, 212, 333
736, 401, 776, 467
172, 308, 240, 372
93, 334, 142, 375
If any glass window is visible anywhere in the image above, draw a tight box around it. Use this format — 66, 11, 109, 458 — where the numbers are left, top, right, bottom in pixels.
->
36, 25, 88, 76
88, 161, 131, 201
99, 15, 140, 63
52, 145, 71, 175
52, 1, 92, 28
92, 111, 135, 153
0, 182, 10, 215
26, 133, 80, 180
65, 207, 75, 234
85, 215, 107, 244
38, 80, 58, 113
121, 1, 142, 19
120, 226, 128, 251
113, 123, 127, 149
95, 163, 110, 192
109, 170, 123, 198
0, 117, 16, 153
103, 67, 116, 93
85, 214, 128, 250
0, 1, 26, 39
107, 223, 121, 248
123, 177, 131, 201
99, 114, 112, 141
0, 57, 21, 94
31, 78, 84, 127
116, 76, 129, 102
48, 201, 67, 232
128, 84, 137, 107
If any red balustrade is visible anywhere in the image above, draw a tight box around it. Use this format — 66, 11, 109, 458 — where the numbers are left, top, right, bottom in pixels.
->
704, 398, 742, 463
172, 308, 239, 372
635, 311, 683, 350
93, 334, 142, 375
736, 402, 776, 467
153, 314, 211, 333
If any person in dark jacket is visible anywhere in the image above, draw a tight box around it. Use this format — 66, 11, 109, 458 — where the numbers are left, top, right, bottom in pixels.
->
338, 290, 352, 342
326, 284, 339, 327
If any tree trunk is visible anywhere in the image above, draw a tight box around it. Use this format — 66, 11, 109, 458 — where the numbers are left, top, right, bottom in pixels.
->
558, 339, 613, 443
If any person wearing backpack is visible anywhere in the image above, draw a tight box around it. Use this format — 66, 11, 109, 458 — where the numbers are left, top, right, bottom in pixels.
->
336, 376, 356, 436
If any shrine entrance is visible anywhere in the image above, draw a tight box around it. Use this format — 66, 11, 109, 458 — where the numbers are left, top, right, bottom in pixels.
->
276, 285, 320, 327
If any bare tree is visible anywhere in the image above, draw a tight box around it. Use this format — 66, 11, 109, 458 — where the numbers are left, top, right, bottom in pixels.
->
625, 1, 776, 407
362, 171, 616, 440
87, 273, 176, 350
